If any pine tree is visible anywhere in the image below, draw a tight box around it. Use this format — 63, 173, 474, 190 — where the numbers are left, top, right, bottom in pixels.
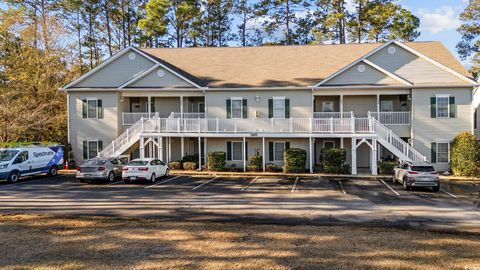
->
457, 0, 480, 76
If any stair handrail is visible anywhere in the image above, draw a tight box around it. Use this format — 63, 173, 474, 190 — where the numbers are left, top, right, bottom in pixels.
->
371, 117, 426, 162
98, 117, 146, 158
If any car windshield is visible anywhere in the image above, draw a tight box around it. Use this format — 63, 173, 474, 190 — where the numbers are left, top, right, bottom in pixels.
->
84, 159, 107, 166
0, 150, 19, 162
412, 166, 435, 172
128, 160, 148, 166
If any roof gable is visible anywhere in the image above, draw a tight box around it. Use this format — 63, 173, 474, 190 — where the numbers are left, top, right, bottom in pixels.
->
120, 64, 196, 88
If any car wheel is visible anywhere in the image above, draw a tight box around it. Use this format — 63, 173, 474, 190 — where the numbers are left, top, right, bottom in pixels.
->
403, 177, 408, 191
432, 185, 440, 192
48, 166, 58, 177
78, 178, 86, 183
7, 171, 20, 184
108, 171, 115, 183
150, 173, 156, 183
164, 169, 169, 177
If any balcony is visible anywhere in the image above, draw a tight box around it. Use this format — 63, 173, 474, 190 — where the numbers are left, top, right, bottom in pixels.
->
122, 112, 205, 126
313, 112, 354, 118
140, 117, 374, 135
368, 111, 410, 125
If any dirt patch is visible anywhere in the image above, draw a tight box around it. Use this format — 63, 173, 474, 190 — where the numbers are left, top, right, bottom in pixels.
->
0, 214, 479, 270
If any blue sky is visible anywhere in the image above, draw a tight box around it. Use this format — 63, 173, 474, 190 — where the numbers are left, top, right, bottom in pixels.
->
394, 0, 469, 65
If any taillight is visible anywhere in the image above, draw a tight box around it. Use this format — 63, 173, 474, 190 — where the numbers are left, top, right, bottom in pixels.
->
430, 172, 438, 175
98, 166, 106, 171
76, 167, 81, 172
122, 167, 129, 171
407, 171, 419, 175
138, 167, 148, 171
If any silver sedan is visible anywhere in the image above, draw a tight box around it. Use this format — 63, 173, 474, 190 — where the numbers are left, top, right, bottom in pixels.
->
76, 158, 125, 183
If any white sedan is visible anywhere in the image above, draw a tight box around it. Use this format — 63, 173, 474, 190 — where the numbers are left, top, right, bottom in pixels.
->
122, 158, 169, 184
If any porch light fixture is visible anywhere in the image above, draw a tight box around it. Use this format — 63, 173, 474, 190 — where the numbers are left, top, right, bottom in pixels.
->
407, 94, 411, 101
120, 94, 124, 102
128, 52, 136, 60
357, 64, 366, 73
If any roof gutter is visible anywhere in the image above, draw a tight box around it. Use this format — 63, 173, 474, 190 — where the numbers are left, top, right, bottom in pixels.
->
311, 84, 480, 90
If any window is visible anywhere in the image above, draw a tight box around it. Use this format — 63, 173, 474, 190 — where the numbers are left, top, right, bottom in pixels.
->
83, 140, 103, 159
14, 151, 28, 164
231, 142, 243, 161
87, 99, 97, 118
437, 142, 449, 163
323, 141, 335, 149
231, 98, 242, 119
198, 102, 205, 113
273, 98, 285, 118
273, 142, 286, 161
380, 100, 393, 112
436, 96, 449, 118
322, 101, 334, 112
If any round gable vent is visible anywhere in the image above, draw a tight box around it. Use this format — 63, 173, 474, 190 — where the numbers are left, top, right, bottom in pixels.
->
157, 70, 165, 78
388, 46, 396, 55
357, 64, 366, 73
128, 52, 136, 60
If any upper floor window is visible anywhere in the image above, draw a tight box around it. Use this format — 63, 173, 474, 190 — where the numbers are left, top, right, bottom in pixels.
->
431, 95, 456, 119
226, 98, 247, 119
82, 98, 103, 119
269, 97, 290, 118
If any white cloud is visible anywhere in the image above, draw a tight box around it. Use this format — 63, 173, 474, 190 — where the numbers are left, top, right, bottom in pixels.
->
418, 6, 461, 34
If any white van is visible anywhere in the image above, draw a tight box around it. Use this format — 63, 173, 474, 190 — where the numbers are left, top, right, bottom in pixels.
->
0, 145, 64, 183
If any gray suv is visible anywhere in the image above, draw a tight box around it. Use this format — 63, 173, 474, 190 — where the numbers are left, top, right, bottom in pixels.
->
393, 162, 440, 192
77, 158, 125, 183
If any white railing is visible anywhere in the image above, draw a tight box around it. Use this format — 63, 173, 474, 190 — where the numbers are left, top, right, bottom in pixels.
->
368, 111, 410, 125
141, 117, 375, 134
168, 112, 205, 119
99, 117, 146, 158
122, 112, 156, 126
372, 118, 425, 162
313, 112, 354, 118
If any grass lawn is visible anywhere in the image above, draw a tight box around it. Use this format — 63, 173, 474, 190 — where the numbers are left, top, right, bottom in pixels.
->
0, 214, 479, 270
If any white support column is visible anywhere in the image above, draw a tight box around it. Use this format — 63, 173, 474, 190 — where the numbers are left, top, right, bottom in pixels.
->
371, 139, 378, 176
148, 96, 152, 117
159, 137, 164, 161
180, 96, 184, 118
309, 137, 313, 173
262, 137, 266, 172
351, 138, 357, 175
204, 137, 208, 166
139, 137, 145, 159
198, 137, 202, 171
242, 137, 246, 172
149, 140, 153, 158
168, 137, 172, 163
340, 94, 344, 114
181, 137, 185, 159
340, 137, 344, 149
376, 94, 380, 113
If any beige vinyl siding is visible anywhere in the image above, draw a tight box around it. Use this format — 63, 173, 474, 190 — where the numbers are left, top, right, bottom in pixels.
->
411, 88, 473, 172
343, 96, 376, 117
154, 97, 181, 118
129, 67, 192, 88
367, 44, 465, 85
324, 63, 401, 86
75, 51, 155, 88
68, 92, 119, 162
205, 90, 312, 118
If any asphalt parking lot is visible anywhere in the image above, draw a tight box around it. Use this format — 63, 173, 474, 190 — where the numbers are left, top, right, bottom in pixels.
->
0, 174, 479, 232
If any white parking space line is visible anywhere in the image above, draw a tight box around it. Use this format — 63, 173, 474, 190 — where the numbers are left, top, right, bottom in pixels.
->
440, 189, 458, 198
291, 177, 299, 193
338, 180, 346, 195
192, 176, 218, 190
241, 176, 259, 191
145, 176, 183, 189
379, 179, 400, 196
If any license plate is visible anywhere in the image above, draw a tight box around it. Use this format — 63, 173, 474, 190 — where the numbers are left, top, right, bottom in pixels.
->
85, 174, 92, 177
419, 177, 430, 181
130, 176, 136, 180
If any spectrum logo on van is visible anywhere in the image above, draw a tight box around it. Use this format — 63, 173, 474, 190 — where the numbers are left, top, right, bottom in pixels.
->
33, 151, 54, 158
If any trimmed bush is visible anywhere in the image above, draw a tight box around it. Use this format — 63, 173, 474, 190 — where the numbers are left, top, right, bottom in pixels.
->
247, 165, 259, 172
319, 148, 349, 174
182, 154, 199, 164
248, 155, 262, 171
378, 161, 397, 175
266, 163, 281, 172
208, 151, 226, 171
168, 161, 182, 170
450, 132, 480, 176
183, 162, 198, 171
283, 148, 307, 173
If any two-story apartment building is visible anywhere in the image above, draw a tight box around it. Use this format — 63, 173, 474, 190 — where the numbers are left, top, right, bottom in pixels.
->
62, 41, 479, 175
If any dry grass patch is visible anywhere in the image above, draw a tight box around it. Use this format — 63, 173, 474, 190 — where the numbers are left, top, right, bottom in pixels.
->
0, 214, 479, 270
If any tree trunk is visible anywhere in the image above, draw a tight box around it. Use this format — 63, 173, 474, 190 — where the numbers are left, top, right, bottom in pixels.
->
286, 0, 291, 45
357, 0, 363, 43
104, 3, 113, 56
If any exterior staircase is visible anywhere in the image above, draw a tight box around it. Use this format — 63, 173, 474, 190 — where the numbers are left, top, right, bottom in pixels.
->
98, 116, 427, 164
